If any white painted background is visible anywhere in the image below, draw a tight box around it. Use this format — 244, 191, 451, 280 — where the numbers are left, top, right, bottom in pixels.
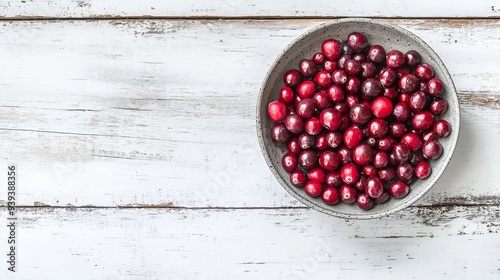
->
0, 1, 499, 279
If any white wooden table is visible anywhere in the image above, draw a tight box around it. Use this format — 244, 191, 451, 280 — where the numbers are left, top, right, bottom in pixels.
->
1, 1, 500, 279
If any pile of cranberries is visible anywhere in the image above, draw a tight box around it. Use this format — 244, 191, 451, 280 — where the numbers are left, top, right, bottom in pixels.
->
267, 32, 451, 211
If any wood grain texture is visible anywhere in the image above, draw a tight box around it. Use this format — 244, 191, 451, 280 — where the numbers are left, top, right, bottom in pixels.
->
1, 0, 499, 19
1, 207, 499, 280
0, 19, 499, 208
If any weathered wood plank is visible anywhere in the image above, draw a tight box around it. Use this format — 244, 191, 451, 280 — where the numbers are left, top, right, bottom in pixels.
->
1, 207, 499, 279
0, 0, 499, 19
0, 19, 499, 207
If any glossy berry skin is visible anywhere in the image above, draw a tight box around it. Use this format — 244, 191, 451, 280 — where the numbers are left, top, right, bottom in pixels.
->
297, 80, 317, 99
430, 98, 448, 115
332, 69, 348, 85
325, 131, 342, 148
398, 93, 411, 104
409, 91, 428, 112
337, 54, 352, 69
393, 143, 412, 163
361, 78, 384, 99
308, 168, 327, 184
415, 161, 431, 179
371, 97, 393, 119
287, 137, 301, 155
323, 59, 337, 73
367, 119, 389, 138
360, 62, 377, 79
312, 52, 325, 65
396, 162, 414, 182
279, 86, 295, 105
327, 85, 345, 103
427, 78, 444, 97
340, 185, 357, 203
378, 167, 396, 182
296, 98, 316, 119
337, 147, 352, 165
314, 70, 332, 88
313, 91, 331, 110
344, 59, 361, 75
378, 67, 397, 87
321, 187, 340, 205
326, 171, 342, 188
388, 181, 409, 199
398, 73, 419, 93
342, 43, 354, 55
405, 50, 421, 66
319, 108, 343, 131
319, 151, 341, 171
283, 69, 301, 88
412, 111, 435, 131
353, 53, 366, 62
389, 122, 407, 138
322, 39, 342, 60
344, 126, 364, 149
298, 132, 315, 150
362, 164, 376, 176
271, 123, 289, 144
365, 177, 384, 198
353, 175, 367, 192
349, 103, 372, 125
421, 130, 438, 142
367, 45, 386, 63
384, 87, 399, 100
298, 59, 317, 78
304, 180, 323, 197
298, 150, 317, 170
267, 101, 287, 122
357, 193, 373, 210
393, 102, 411, 122
401, 132, 423, 151
422, 140, 443, 160
386, 50, 405, 69
285, 114, 304, 134
415, 63, 435, 81
374, 191, 390, 204
290, 170, 307, 187
314, 133, 329, 151
281, 152, 298, 172
305, 118, 322, 135
353, 143, 373, 166
340, 164, 360, 185
373, 151, 389, 169
347, 32, 368, 51
345, 76, 361, 95
410, 151, 425, 167
377, 136, 395, 152
433, 120, 451, 138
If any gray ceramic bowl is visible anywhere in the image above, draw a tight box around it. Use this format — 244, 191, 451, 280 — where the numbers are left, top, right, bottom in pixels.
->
256, 18, 460, 219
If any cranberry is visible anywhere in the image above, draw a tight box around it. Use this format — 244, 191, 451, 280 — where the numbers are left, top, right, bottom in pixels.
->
332, 69, 348, 85
326, 171, 342, 188
430, 98, 448, 115
421, 130, 438, 142
365, 177, 384, 198
319, 108, 343, 131
305, 118, 322, 135
433, 120, 451, 138
267, 101, 287, 122
338, 146, 353, 164
343, 126, 364, 148
312, 52, 325, 65
401, 132, 423, 151
371, 97, 393, 119
297, 80, 317, 99
326, 131, 343, 148
308, 167, 326, 183
360, 62, 377, 79
368, 119, 389, 139
396, 162, 414, 182
405, 50, 421, 66
386, 50, 405, 69
409, 91, 428, 111
298, 132, 315, 149
374, 191, 390, 204
398, 73, 419, 93
334, 103, 348, 114
298, 59, 317, 78
281, 152, 298, 172
293, 95, 302, 108
422, 140, 443, 160
388, 181, 409, 199
415, 63, 435, 81
296, 98, 315, 119
345, 59, 361, 75
393, 143, 411, 163
393, 102, 411, 122
357, 193, 373, 210
378, 67, 397, 87
285, 114, 304, 134
427, 78, 444, 97
398, 92, 411, 104
313, 91, 330, 110
389, 122, 407, 138
322, 39, 342, 60
345, 76, 361, 95
321, 187, 340, 205
326, 85, 345, 103
419, 81, 428, 92
377, 136, 395, 152
366, 137, 377, 148
412, 111, 435, 131
415, 161, 431, 179
353, 53, 366, 62
395, 66, 410, 78
287, 137, 301, 154
340, 163, 360, 185
345, 94, 359, 108
283, 69, 301, 88
319, 150, 341, 171
298, 150, 317, 170
337, 54, 352, 69
353, 143, 373, 165
361, 78, 383, 99
410, 151, 425, 167
349, 103, 371, 125
314, 133, 329, 151
290, 170, 307, 187
378, 167, 396, 182
384, 87, 399, 100
279, 86, 295, 105
362, 164, 377, 177
353, 175, 367, 192
271, 123, 290, 144
367, 45, 386, 64
314, 70, 332, 88
304, 180, 323, 197
340, 184, 357, 203
373, 151, 389, 169
341, 43, 354, 55
347, 32, 368, 51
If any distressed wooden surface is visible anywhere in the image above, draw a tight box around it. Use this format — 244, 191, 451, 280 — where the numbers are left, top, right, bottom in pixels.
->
1, 0, 500, 19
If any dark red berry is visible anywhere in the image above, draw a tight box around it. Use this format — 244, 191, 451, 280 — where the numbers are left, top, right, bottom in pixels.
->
388, 181, 409, 199
319, 108, 343, 131
308, 167, 327, 184
347, 32, 368, 51
326, 85, 345, 103
326, 171, 342, 188
378, 67, 397, 87
357, 193, 373, 210
321, 187, 340, 205
371, 97, 393, 119
393, 143, 411, 163
367, 45, 386, 64
296, 98, 316, 119
326, 131, 343, 148
332, 69, 348, 85
314, 70, 332, 88
344, 126, 364, 149
415, 63, 435, 81
287, 137, 301, 154
340, 164, 360, 185
298, 150, 317, 170
281, 152, 298, 172
427, 78, 444, 97
409, 91, 428, 112
318, 150, 341, 171
373, 151, 389, 169
338, 146, 353, 165
312, 52, 325, 65
396, 162, 414, 182
393, 102, 411, 122
297, 80, 317, 99
322, 39, 342, 60
285, 114, 304, 134
378, 167, 396, 182
377, 136, 395, 152
290, 170, 307, 187
345, 59, 361, 75
389, 122, 407, 138
313, 91, 331, 110
430, 98, 448, 115
398, 73, 419, 93
340, 184, 357, 203
345, 76, 361, 95
422, 140, 443, 160
279, 86, 295, 105
374, 191, 390, 204
267, 101, 287, 122
412, 111, 435, 131
433, 120, 451, 138
349, 103, 372, 125
367, 119, 389, 138
283, 69, 301, 88
415, 161, 431, 179
405, 50, 421, 66
360, 62, 377, 79
384, 87, 399, 100
401, 132, 423, 151
386, 50, 405, 69
298, 59, 317, 78
353, 143, 373, 165
314, 133, 329, 151
365, 177, 384, 198
361, 78, 383, 99
304, 180, 323, 197
271, 123, 289, 144
298, 132, 315, 149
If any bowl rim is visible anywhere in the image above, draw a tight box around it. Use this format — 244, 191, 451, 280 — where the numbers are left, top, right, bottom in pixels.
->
256, 18, 461, 219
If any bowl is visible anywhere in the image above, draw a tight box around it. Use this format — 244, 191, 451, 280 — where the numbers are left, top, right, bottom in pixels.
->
256, 18, 460, 219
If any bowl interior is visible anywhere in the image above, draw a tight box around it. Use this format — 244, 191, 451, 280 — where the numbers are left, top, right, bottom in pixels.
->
257, 19, 460, 219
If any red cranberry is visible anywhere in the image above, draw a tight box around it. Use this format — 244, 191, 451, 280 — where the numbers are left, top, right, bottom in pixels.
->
345, 94, 359, 108
410, 151, 425, 167
388, 181, 409, 199
401, 132, 423, 151
357, 193, 373, 210
279, 86, 295, 105
361, 78, 383, 99
293, 95, 302, 108
287, 137, 301, 155
371, 97, 393, 119
422, 140, 443, 160
427, 78, 444, 97
405, 50, 421, 66
285, 114, 304, 134
398, 73, 419, 93
313, 91, 330, 110
389, 122, 407, 138
353, 143, 373, 165
267, 101, 287, 122
297, 80, 317, 99
319, 108, 343, 131
419, 81, 428, 92
396, 162, 414, 182
298, 150, 317, 170
378, 167, 396, 182
366, 137, 377, 148
373, 151, 389, 169
305, 118, 322, 135
345, 59, 361, 75
398, 92, 411, 104
326, 131, 343, 148
345, 76, 361, 95
430, 98, 448, 115
314, 70, 332, 88
386, 50, 405, 68
298, 132, 315, 149
290, 170, 307, 187
392, 102, 411, 121
296, 98, 315, 119
326, 85, 345, 103
326, 171, 342, 188
395, 66, 410, 78
412, 111, 435, 131
384, 87, 399, 100
304, 180, 323, 197
319, 150, 341, 171
360, 62, 377, 79
393, 143, 411, 163
298, 59, 317, 78
353, 53, 366, 63
415, 63, 435, 81
347, 32, 368, 51
409, 91, 428, 111
340, 185, 357, 203
332, 69, 348, 85
334, 103, 348, 114
421, 130, 438, 142
377, 136, 395, 152
323, 59, 337, 73
349, 103, 371, 125
415, 161, 431, 179
365, 177, 384, 198
374, 191, 390, 204
367, 119, 388, 138
367, 45, 386, 64
321, 39, 342, 60
378, 67, 397, 87
308, 167, 326, 184
283, 69, 301, 88
433, 120, 451, 138
314, 133, 329, 151
340, 163, 360, 185
341, 43, 354, 55
362, 164, 377, 177
321, 187, 340, 205
343, 126, 364, 148
353, 175, 367, 192
271, 123, 290, 144
281, 152, 298, 172
312, 52, 325, 65
338, 146, 353, 165
337, 54, 352, 69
